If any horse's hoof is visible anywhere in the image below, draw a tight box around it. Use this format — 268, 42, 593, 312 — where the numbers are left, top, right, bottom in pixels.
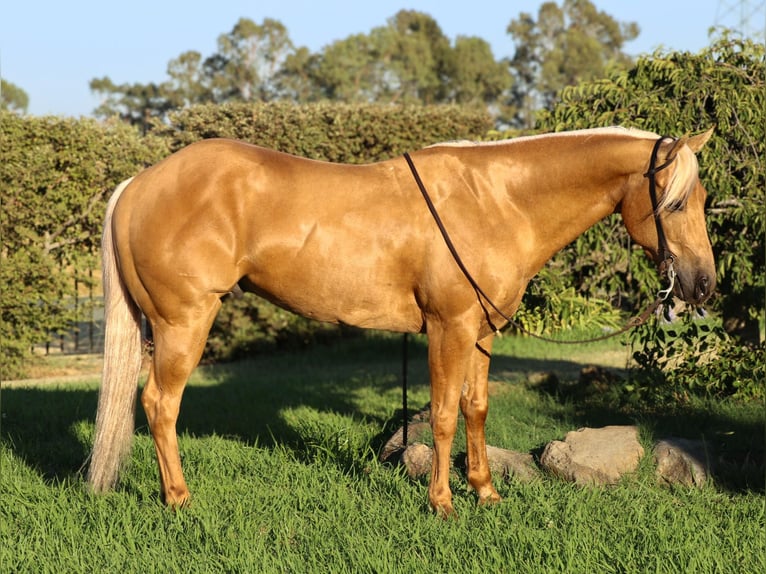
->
164, 491, 191, 509
432, 502, 458, 520
478, 492, 502, 506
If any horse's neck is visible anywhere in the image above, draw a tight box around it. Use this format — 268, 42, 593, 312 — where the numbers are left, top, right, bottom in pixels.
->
496, 137, 646, 271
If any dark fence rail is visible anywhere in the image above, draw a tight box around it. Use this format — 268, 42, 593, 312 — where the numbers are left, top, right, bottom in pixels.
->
33, 296, 105, 356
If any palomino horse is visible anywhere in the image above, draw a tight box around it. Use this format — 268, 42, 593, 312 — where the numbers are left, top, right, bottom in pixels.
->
88, 127, 715, 516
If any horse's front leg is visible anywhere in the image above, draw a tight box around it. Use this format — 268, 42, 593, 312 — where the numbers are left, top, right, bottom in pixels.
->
460, 333, 501, 505
426, 318, 477, 518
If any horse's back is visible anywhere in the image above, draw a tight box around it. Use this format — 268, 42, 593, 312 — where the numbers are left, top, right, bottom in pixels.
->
111, 139, 428, 331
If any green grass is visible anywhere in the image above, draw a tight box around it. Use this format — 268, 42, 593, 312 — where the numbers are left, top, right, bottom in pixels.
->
2, 334, 764, 573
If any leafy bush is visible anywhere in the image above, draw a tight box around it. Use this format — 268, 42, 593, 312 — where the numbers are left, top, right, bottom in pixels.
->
512, 268, 624, 336
152, 101, 493, 160
627, 315, 765, 403
504, 36, 764, 401
535, 35, 765, 342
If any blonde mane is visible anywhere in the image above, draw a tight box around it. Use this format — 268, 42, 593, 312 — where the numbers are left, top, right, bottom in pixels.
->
429, 127, 700, 212
654, 140, 699, 213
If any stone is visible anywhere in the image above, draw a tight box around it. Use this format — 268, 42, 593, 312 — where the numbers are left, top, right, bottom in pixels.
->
378, 405, 431, 463
540, 425, 644, 485
401, 443, 433, 479
485, 445, 541, 483
379, 421, 431, 463
653, 438, 712, 487
400, 443, 542, 483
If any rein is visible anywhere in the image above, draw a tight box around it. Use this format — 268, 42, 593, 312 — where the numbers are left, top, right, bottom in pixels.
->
397, 139, 677, 445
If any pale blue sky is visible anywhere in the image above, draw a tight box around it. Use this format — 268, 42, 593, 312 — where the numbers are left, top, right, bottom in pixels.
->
0, 1, 742, 117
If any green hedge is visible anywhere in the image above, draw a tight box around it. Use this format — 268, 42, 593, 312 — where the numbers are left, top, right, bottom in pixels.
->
533, 35, 764, 400
152, 101, 493, 160
534, 36, 764, 343
0, 113, 168, 377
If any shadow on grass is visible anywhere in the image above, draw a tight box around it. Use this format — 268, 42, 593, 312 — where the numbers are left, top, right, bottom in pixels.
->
2, 332, 763, 494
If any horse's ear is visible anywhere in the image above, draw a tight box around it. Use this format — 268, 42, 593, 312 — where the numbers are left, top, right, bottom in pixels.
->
686, 126, 715, 153
665, 136, 689, 159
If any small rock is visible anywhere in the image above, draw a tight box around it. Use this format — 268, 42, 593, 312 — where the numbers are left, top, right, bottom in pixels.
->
486, 445, 541, 483
379, 420, 431, 463
540, 426, 644, 485
653, 438, 712, 487
401, 443, 433, 479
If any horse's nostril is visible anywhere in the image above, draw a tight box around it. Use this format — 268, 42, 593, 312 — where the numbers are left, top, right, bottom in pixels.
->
695, 275, 710, 301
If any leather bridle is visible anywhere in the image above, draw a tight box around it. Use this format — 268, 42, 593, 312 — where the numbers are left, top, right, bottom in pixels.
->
644, 136, 679, 281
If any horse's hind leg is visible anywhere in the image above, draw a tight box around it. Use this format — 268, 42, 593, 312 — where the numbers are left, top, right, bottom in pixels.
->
141, 296, 221, 506
461, 333, 501, 505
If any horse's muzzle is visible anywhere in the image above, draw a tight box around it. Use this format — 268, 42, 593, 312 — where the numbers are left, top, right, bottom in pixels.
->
682, 272, 715, 305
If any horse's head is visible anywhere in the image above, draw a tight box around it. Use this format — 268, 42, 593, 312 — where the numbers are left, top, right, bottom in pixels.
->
620, 128, 716, 306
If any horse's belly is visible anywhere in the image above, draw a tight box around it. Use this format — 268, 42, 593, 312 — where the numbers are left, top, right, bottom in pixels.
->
240, 259, 423, 333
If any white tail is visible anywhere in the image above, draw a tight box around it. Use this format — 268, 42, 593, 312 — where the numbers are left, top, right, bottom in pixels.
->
87, 177, 144, 492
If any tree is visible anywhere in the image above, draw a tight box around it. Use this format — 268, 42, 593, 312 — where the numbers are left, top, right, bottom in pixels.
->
309, 11, 455, 104
386, 10, 454, 104
309, 10, 512, 111
90, 76, 173, 133
506, 0, 639, 128
165, 50, 214, 108
90, 12, 513, 123
1, 79, 29, 113
310, 32, 388, 102
204, 17, 297, 102
91, 18, 302, 127
450, 36, 512, 106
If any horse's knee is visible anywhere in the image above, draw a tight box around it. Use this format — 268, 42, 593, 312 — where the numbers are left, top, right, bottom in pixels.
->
461, 395, 489, 428
430, 408, 458, 441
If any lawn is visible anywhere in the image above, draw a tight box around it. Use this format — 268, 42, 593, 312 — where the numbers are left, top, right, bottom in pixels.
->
1, 333, 763, 573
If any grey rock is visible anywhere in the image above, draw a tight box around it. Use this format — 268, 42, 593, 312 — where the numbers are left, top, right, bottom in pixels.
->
540, 425, 644, 485
653, 438, 712, 487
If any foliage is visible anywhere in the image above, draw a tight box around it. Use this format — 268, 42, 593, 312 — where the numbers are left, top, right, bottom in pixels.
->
91, 18, 295, 132
627, 313, 765, 403
506, 0, 639, 128
1, 79, 29, 113
91, 12, 512, 129
512, 268, 624, 336
534, 35, 765, 342
151, 101, 493, 159
0, 112, 168, 377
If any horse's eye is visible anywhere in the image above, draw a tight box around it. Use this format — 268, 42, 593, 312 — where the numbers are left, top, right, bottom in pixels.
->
666, 200, 685, 213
